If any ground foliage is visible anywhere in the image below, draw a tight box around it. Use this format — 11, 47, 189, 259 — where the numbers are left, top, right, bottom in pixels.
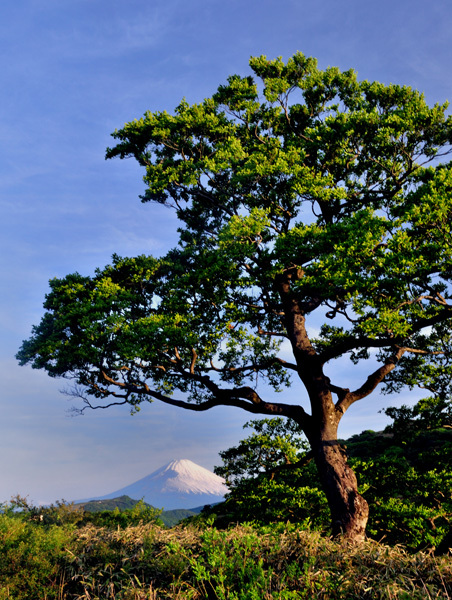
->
0, 508, 451, 599
70, 496, 197, 528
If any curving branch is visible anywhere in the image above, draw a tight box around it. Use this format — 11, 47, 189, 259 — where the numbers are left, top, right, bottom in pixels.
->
321, 335, 401, 363
207, 356, 298, 374
61, 385, 133, 416
335, 346, 406, 414
98, 369, 311, 426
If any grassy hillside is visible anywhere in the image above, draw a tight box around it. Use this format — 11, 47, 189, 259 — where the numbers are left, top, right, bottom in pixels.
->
75, 494, 144, 512
1, 425, 451, 598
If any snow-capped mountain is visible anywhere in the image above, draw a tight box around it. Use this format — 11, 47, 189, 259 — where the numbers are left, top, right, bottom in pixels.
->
89, 459, 228, 510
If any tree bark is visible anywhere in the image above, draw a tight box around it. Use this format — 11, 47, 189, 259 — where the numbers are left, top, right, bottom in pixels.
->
277, 273, 370, 542
312, 431, 369, 542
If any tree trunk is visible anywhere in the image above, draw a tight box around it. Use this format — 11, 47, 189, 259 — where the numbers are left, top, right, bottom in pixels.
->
312, 432, 369, 542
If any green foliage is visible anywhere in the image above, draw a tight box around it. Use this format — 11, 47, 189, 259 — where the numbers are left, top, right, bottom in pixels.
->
5, 494, 86, 527
347, 424, 452, 550
215, 418, 309, 486
213, 474, 329, 531
17, 51, 452, 415
351, 454, 452, 550
3, 494, 163, 530
210, 418, 328, 529
80, 499, 163, 529
0, 504, 73, 599
383, 398, 452, 437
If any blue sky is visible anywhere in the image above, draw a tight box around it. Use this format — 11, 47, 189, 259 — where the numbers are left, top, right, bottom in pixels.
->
1, 0, 451, 505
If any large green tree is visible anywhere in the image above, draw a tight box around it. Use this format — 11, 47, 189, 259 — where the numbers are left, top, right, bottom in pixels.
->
17, 53, 452, 541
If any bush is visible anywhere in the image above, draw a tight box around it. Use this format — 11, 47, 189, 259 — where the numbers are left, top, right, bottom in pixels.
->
79, 499, 163, 529
211, 473, 329, 531
0, 510, 73, 599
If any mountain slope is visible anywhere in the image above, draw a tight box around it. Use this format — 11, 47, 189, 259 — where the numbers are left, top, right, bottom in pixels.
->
89, 459, 228, 510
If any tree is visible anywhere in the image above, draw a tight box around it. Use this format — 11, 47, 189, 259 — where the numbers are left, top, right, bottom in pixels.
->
17, 52, 452, 542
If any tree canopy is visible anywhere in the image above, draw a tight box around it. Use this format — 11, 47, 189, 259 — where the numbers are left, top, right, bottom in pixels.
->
17, 52, 452, 540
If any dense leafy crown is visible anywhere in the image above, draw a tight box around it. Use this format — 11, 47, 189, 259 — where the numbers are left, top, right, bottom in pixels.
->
17, 53, 452, 421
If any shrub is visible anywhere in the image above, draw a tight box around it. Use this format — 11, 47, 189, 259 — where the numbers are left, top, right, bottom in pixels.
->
0, 511, 73, 599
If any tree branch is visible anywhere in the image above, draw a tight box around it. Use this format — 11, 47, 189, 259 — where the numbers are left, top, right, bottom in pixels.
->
320, 335, 400, 363
320, 305, 452, 364
206, 356, 298, 374
335, 346, 406, 413
99, 370, 311, 426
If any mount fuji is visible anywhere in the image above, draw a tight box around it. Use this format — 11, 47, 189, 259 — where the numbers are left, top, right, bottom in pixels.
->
86, 459, 229, 510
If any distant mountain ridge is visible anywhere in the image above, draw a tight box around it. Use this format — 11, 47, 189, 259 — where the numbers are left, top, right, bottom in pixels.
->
80, 459, 228, 510
73, 495, 202, 527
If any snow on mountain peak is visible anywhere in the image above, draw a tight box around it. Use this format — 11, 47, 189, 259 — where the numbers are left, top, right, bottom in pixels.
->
151, 459, 228, 495
90, 458, 229, 510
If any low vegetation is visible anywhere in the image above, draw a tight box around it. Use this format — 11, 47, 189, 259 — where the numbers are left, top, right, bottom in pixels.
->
0, 506, 451, 599
74, 495, 199, 528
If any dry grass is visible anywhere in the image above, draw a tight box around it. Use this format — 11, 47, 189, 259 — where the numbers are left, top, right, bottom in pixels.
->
64, 523, 452, 599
